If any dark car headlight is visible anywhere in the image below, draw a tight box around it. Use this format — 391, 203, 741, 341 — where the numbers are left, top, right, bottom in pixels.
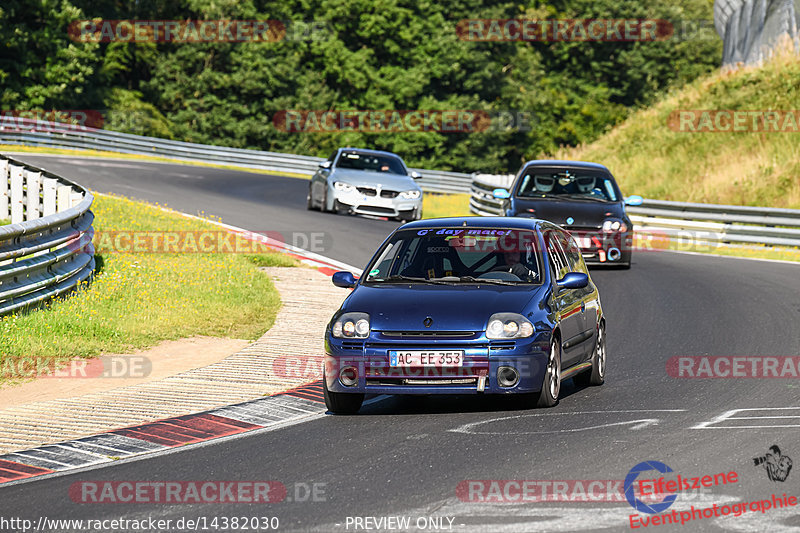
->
332, 312, 370, 338
602, 218, 628, 233
486, 313, 534, 339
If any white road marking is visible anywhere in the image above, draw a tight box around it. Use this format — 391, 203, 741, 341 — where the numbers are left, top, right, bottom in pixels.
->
692, 407, 800, 429
449, 410, 685, 435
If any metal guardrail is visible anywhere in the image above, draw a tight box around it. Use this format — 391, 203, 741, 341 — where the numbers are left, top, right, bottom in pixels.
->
0, 154, 95, 315
469, 174, 800, 249
0, 118, 473, 194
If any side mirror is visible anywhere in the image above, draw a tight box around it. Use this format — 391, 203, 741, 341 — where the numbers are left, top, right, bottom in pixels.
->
492, 188, 511, 199
319, 161, 332, 170
624, 195, 644, 206
557, 272, 589, 290
332, 271, 357, 288
409, 171, 422, 179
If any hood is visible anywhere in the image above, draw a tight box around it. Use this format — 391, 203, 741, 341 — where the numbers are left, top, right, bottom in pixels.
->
512, 197, 625, 226
331, 169, 419, 192
341, 284, 545, 332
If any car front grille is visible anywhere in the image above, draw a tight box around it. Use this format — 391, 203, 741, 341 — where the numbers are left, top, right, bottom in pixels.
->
366, 378, 478, 386
380, 331, 476, 338
357, 187, 377, 196
355, 206, 395, 215
380, 190, 399, 198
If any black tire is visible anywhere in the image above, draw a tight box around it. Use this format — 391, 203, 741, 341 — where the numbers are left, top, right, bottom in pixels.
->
536, 337, 561, 407
619, 251, 632, 269
574, 323, 606, 387
323, 378, 364, 415
306, 185, 316, 210
321, 188, 330, 212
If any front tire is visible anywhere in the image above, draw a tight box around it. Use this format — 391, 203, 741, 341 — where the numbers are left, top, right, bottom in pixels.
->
323, 378, 364, 415
574, 323, 606, 387
306, 185, 316, 210
536, 337, 561, 407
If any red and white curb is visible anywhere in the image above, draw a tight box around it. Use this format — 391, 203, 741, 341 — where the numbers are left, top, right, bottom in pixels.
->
0, 382, 326, 485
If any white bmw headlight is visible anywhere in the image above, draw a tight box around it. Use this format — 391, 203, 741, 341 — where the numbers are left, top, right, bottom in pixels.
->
334, 181, 355, 193
400, 190, 421, 199
332, 312, 370, 338
486, 313, 534, 339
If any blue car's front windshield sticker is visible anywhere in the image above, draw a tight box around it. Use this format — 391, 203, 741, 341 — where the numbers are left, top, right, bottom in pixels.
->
364, 228, 542, 284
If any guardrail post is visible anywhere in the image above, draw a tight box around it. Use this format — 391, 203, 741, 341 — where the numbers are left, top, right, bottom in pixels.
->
42, 177, 58, 216
0, 159, 8, 219
10, 165, 23, 224
25, 170, 41, 221
56, 185, 71, 213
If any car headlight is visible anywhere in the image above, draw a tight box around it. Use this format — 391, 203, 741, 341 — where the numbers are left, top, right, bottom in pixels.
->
486, 313, 534, 339
334, 181, 355, 193
332, 312, 370, 338
399, 190, 421, 199
602, 219, 627, 233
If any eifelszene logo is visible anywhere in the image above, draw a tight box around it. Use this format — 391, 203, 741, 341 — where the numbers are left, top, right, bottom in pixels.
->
624, 461, 678, 514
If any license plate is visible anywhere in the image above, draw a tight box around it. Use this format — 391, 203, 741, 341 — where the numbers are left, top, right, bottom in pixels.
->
389, 350, 464, 367
574, 236, 592, 248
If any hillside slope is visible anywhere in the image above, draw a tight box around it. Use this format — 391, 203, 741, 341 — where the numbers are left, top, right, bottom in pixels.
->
555, 53, 800, 208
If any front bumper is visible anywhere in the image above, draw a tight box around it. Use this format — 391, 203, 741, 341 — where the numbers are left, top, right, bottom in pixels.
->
324, 332, 550, 395
568, 229, 632, 265
331, 187, 421, 218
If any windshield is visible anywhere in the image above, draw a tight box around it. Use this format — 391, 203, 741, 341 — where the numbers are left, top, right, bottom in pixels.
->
335, 151, 407, 175
363, 228, 543, 285
516, 169, 619, 202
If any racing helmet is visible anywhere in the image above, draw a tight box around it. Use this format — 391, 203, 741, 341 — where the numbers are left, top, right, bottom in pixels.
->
576, 176, 595, 193
534, 175, 555, 193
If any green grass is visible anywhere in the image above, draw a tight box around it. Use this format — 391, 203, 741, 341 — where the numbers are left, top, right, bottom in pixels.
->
0, 219, 9, 226
555, 51, 800, 208
422, 193, 471, 219
0, 193, 299, 367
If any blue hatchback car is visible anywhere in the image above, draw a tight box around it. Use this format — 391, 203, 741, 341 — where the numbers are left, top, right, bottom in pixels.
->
323, 217, 605, 414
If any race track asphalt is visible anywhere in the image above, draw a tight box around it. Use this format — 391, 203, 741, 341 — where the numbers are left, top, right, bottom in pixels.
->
2, 155, 800, 532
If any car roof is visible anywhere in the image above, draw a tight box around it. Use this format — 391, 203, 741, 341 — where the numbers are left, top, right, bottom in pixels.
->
520, 159, 611, 172
399, 216, 562, 232
338, 147, 403, 159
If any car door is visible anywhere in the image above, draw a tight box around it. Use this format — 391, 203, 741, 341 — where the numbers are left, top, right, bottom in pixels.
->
558, 231, 597, 360
545, 231, 583, 368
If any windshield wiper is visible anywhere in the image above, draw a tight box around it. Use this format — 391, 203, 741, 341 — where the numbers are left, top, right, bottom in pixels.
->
376, 275, 454, 285
560, 194, 610, 202
458, 276, 520, 286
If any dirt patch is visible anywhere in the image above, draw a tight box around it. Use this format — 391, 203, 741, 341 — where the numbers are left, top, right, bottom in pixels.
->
0, 336, 249, 408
